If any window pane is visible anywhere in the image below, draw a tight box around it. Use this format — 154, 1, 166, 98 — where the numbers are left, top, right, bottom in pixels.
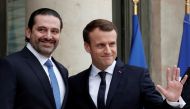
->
7, 0, 25, 54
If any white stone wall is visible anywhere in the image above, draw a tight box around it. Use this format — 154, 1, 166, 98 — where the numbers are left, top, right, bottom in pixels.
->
160, 0, 184, 84
150, 0, 185, 85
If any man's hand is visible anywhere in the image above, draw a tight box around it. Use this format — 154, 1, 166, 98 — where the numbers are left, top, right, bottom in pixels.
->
156, 66, 188, 102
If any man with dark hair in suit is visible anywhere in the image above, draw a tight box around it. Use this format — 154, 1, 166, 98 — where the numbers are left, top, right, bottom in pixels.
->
66, 19, 188, 109
0, 8, 68, 109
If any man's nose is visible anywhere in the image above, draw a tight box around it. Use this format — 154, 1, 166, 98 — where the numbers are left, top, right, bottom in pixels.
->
104, 45, 111, 54
46, 31, 52, 39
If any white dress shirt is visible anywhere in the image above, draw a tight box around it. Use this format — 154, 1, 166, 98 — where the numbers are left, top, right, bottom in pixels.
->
89, 60, 116, 107
26, 43, 65, 104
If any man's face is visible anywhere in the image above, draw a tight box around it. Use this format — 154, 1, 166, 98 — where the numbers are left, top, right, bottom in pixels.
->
26, 15, 61, 57
85, 28, 117, 70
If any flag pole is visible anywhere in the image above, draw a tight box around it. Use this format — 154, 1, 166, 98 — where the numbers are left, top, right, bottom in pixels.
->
129, 0, 147, 68
185, 0, 190, 14
133, 0, 139, 15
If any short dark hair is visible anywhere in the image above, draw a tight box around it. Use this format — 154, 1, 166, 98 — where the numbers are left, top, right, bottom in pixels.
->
26, 8, 63, 42
83, 19, 117, 43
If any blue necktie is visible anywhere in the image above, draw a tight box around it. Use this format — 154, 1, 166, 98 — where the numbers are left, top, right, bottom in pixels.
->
44, 59, 61, 109
97, 71, 106, 109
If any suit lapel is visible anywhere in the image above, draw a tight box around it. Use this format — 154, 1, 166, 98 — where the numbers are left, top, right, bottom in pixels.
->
21, 47, 56, 108
83, 67, 97, 109
106, 59, 125, 108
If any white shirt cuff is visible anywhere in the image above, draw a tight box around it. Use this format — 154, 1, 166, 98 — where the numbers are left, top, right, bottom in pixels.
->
166, 96, 186, 108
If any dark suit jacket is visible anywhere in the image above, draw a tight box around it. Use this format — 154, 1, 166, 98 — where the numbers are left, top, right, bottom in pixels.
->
0, 47, 69, 109
66, 58, 180, 109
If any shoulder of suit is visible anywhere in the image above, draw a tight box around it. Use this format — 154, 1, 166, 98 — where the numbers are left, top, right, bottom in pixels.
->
52, 58, 67, 69
69, 68, 89, 81
2, 50, 23, 62
122, 64, 148, 74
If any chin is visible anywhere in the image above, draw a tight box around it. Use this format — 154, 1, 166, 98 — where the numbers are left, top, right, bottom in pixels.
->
40, 50, 53, 57
105, 60, 114, 64
104, 63, 112, 67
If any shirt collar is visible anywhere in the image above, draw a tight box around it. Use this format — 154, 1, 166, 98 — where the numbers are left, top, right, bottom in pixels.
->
90, 60, 116, 77
26, 43, 52, 65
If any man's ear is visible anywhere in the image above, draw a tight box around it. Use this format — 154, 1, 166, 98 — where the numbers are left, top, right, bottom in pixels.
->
84, 42, 91, 53
25, 28, 31, 39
